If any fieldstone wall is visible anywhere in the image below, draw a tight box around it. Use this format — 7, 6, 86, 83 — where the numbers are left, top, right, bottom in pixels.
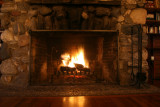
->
0, 0, 148, 87
118, 0, 148, 85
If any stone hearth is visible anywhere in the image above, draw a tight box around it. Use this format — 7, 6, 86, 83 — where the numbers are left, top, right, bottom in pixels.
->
0, 0, 148, 87
0, 84, 160, 97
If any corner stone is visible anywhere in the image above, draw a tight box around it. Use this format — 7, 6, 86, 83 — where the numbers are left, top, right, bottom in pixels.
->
0, 59, 18, 75
130, 8, 147, 24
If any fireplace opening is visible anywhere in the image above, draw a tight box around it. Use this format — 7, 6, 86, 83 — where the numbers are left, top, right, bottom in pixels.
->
30, 30, 119, 85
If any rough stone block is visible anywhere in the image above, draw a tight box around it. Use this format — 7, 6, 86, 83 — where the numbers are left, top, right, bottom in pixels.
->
36, 14, 44, 29
17, 2, 30, 11
110, 17, 118, 30
119, 70, 131, 86
12, 72, 29, 87
121, 6, 127, 15
130, 8, 147, 24
103, 16, 110, 29
67, 7, 82, 29
1, 30, 15, 43
96, 7, 111, 16
25, 17, 37, 30
82, 11, 88, 20
11, 10, 21, 16
142, 48, 148, 60
124, 14, 133, 24
126, 0, 137, 4
88, 6, 95, 13
121, 24, 139, 35
0, 43, 11, 61
18, 35, 29, 47
94, 17, 104, 30
1, 2, 16, 12
1, 13, 10, 29
1, 75, 13, 84
44, 15, 52, 30
12, 22, 25, 35
21, 56, 29, 64
39, 6, 52, 16
111, 7, 121, 18
17, 15, 28, 23
125, 4, 137, 10
11, 46, 29, 58
0, 59, 18, 75
15, 0, 23, 2
117, 15, 124, 22
28, 10, 38, 17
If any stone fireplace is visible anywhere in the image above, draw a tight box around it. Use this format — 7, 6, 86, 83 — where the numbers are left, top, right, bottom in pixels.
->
0, 0, 148, 87
30, 30, 118, 85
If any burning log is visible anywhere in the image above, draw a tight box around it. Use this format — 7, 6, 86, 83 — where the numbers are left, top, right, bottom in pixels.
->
82, 68, 90, 75
60, 66, 70, 71
60, 66, 69, 74
60, 66, 76, 75
69, 67, 76, 74
74, 64, 90, 74
83, 68, 90, 72
75, 64, 84, 70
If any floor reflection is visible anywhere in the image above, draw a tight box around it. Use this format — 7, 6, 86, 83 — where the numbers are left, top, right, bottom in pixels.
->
63, 96, 85, 107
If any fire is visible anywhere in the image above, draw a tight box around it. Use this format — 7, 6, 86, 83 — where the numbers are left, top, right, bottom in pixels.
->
61, 48, 89, 68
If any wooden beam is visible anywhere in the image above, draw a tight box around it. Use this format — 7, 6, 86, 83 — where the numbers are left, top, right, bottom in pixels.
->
30, 30, 118, 33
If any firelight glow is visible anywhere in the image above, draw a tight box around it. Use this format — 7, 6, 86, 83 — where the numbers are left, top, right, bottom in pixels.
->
61, 48, 89, 68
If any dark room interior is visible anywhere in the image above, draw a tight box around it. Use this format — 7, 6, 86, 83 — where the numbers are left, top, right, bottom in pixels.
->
0, 0, 160, 107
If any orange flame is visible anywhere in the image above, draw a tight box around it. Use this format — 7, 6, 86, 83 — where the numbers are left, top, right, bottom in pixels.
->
61, 48, 89, 68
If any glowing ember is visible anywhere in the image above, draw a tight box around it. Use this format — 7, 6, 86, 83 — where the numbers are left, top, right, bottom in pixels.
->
61, 48, 89, 68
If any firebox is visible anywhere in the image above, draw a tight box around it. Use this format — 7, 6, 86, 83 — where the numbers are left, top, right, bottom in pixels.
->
29, 30, 119, 85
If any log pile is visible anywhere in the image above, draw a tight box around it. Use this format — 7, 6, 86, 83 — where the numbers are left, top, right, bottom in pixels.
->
60, 64, 90, 75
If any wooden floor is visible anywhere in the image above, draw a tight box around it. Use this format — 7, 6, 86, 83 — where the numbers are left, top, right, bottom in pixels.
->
0, 94, 160, 107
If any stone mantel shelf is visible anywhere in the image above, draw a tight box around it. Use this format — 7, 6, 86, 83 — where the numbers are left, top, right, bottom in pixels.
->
29, 0, 121, 6
30, 30, 119, 37
31, 30, 118, 32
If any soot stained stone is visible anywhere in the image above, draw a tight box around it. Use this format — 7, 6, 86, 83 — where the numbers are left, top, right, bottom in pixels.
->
103, 16, 110, 29
96, 7, 111, 16
110, 17, 118, 30
68, 7, 82, 29
121, 24, 139, 35
94, 17, 104, 30
36, 14, 44, 29
44, 15, 52, 30
111, 7, 121, 18
88, 6, 95, 13
39, 6, 52, 16
1, 13, 10, 29
0, 43, 11, 61
52, 6, 68, 30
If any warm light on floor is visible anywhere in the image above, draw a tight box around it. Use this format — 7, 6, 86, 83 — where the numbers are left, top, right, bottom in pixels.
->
63, 96, 85, 107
